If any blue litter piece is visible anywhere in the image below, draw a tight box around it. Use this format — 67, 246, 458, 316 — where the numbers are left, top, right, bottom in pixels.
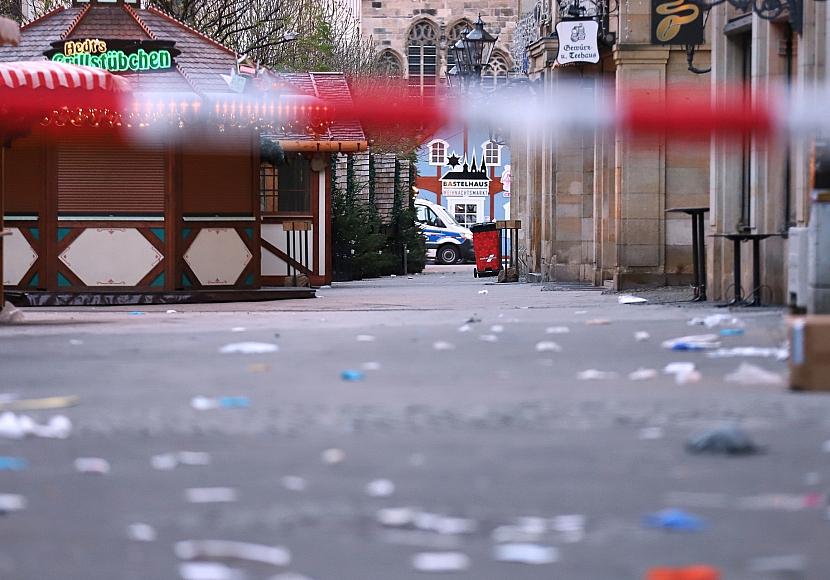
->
218, 396, 250, 409
671, 342, 707, 351
340, 370, 366, 382
0, 457, 28, 471
719, 328, 745, 337
128, 311, 145, 316
643, 508, 706, 532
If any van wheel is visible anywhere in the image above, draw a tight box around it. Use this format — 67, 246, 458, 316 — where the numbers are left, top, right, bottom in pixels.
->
437, 244, 460, 265
473, 268, 478, 278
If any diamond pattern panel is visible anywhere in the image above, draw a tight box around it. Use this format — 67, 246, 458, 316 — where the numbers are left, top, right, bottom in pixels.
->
59, 228, 162, 286
183, 228, 252, 286
2, 228, 37, 286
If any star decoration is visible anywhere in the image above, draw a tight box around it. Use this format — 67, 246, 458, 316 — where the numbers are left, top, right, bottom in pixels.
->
446, 153, 460, 167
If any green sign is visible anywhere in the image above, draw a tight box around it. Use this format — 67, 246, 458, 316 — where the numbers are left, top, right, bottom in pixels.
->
44, 39, 179, 73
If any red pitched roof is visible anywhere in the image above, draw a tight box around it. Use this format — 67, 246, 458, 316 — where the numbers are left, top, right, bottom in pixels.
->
269, 72, 366, 143
0, 4, 365, 143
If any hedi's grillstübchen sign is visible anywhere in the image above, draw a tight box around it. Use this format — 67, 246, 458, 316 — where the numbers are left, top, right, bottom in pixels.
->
44, 39, 180, 72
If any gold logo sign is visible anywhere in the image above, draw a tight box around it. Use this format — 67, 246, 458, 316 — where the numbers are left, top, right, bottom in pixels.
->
651, 0, 704, 45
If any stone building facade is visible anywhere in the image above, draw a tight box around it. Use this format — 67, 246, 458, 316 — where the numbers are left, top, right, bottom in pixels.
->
707, 4, 823, 304
511, 0, 712, 288
360, 0, 518, 227
361, 0, 518, 83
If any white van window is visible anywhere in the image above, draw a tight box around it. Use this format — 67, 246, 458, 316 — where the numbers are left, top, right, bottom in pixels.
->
416, 205, 443, 227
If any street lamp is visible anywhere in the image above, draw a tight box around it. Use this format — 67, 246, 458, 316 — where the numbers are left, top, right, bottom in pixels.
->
446, 16, 497, 91
462, 15, 497, 80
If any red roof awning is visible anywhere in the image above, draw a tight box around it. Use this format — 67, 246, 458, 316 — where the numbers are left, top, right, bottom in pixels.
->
0, 61, 129, 92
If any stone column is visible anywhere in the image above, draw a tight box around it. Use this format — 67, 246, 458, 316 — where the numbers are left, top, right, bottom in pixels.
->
612, 45, 670, 289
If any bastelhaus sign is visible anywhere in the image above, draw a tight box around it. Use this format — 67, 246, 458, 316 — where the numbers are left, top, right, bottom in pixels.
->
555, 20, 600, 65
45, 39, 180, 72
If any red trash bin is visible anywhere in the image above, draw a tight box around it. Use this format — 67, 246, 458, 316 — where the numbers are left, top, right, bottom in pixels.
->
470, 222, 501, 277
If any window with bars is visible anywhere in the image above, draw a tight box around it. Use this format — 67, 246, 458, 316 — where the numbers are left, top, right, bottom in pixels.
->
407, 20, 438, 98
428, 140, 447, 166
259, 154, 311, 215
453, 203, 479, 226
482, 52, 511, 91
482, 141, 501, 166
445, 20, 471, 75
260, 162, 278, 214
377, 49, 403, 77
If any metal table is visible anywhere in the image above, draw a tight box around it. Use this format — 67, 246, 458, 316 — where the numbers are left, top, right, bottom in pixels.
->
666, 207, 709, 301
711, 232, 782, 307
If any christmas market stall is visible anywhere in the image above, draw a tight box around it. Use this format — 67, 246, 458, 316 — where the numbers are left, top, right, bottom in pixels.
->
0, 0, 366, 305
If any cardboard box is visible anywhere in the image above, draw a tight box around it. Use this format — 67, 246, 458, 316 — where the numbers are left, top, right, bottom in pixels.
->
789, 315, 830, 392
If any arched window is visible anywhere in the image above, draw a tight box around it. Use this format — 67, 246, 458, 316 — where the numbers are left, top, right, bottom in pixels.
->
482, 51, 511, 91
377, 49, 403, 77
481, 140, 501, 167
428, 139, 448, 166
407, 20, 438, 98
445, 19, 471, 77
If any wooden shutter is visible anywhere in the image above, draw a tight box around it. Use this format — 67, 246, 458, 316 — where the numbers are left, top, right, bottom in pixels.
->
57, 140, 166, 214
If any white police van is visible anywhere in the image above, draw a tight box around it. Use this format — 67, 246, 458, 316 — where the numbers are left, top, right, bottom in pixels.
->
414, 199, 475, 264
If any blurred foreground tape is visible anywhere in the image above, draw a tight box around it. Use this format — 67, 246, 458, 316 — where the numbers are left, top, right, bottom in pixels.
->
789, 316, 830, 392
646, 565, 720, 580
0, 395, 79, 411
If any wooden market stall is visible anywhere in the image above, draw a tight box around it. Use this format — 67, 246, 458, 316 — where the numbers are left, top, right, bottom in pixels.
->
0, 0, 366, 305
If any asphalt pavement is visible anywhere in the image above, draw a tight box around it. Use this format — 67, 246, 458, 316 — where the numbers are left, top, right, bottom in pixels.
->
0, 265, 828, 580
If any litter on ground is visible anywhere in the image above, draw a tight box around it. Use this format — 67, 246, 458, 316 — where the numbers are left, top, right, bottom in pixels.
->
577, 369, 618, 380
0, 456, 27, 471
642, 508, 705, 532
635, 331, 651, 342
628, 368, 658, 381
0, 412, 72, 439
190, 396, 250, 410
492, 543, 559, 565
619, 295, 648, 304
639, 427, 664, 440
74, 457, 111, 474
178, 562, 246, 580
321, 448, 345, 465
218, 342, 278, 354
281, 476, 307, 492
413, 512, 478, 535
432, 341, 455, 351
535, 341, 562, 352
663, 362, 701, 385
175, 540, 291, 567
366, 479, 395, 498
184, 488, 238, 503
411, 552, 470, 572
340, 370, 366, 382
724, 362, 784, 385
0, 494, 26, 513
546, 326, 570, 334
126, 523, 157, 542
661, 334, 720, 350
706, 346, 788, 360
685, 426, 763, 455
688, 314, 742, 328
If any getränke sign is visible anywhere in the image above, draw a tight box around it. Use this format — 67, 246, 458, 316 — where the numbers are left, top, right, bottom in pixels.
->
555, 20, 600, 65
44, 39, 180, 72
